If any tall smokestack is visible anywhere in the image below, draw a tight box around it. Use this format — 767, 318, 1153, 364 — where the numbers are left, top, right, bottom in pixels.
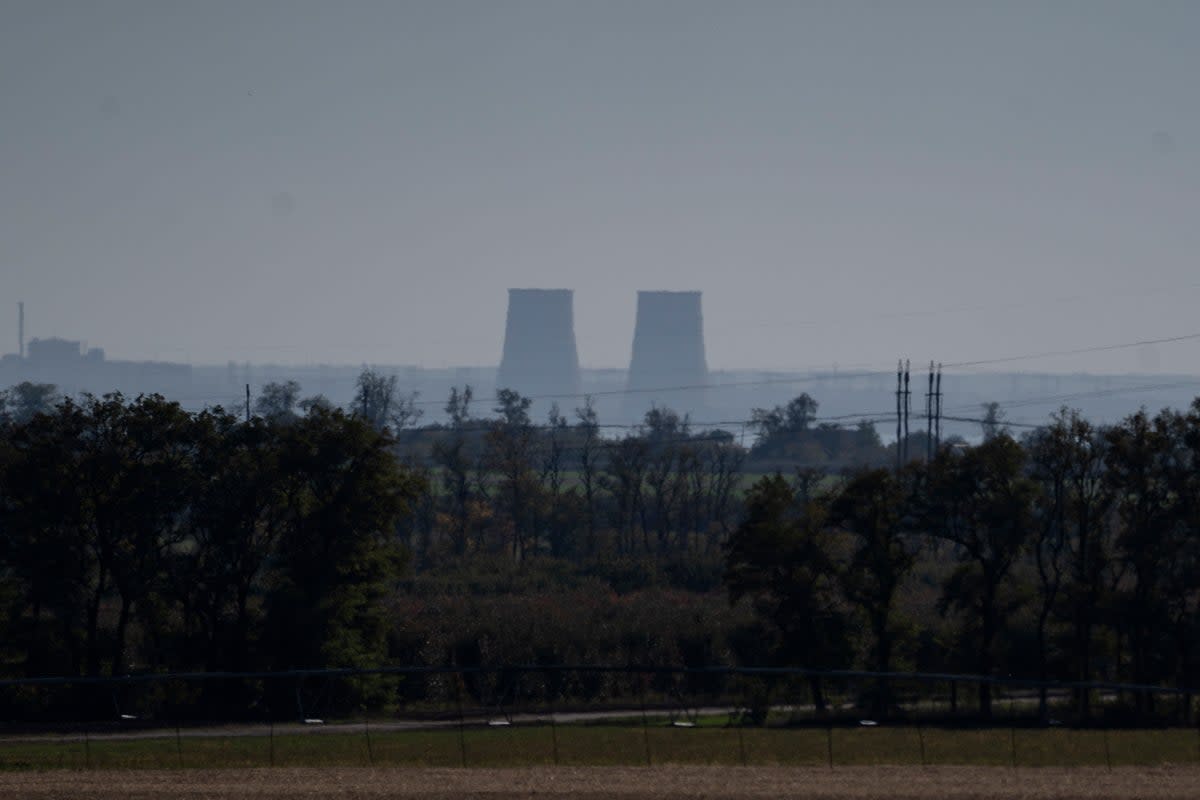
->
497, 289, 580, 402
17, 302, 24, 359
627, 290, 708, 412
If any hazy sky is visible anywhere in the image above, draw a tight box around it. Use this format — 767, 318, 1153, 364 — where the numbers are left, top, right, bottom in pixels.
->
3, 1, 1199, 372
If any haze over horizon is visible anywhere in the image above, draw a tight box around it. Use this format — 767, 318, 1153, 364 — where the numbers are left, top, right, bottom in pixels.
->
3, 1, 1199, 374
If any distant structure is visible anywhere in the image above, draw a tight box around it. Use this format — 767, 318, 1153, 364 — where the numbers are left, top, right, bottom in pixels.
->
0, 331, 191, 399
627, 290, 708, 412
497, 289, 580, 402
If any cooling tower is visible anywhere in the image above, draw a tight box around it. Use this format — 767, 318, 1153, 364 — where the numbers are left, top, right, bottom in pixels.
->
497, 289, 580, 401
626, 291, 708, 412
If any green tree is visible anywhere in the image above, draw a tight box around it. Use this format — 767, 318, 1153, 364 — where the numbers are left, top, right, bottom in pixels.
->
265, 408, 420, 685
1104, 409, 1184, 701
181, 410, 286, 672
725, 475, 848, 706
254, 380, 301, 421
1, 382, 59, 425
924, 435, 1035, 717
828, 467, 918, 713
486, 389, 540, 560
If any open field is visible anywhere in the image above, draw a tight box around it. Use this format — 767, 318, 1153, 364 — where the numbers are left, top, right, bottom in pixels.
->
4, 723, 1200, 771
3, 765, 1200, 799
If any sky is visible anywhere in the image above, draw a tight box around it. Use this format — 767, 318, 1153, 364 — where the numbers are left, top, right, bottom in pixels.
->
2, 1, 1199, 373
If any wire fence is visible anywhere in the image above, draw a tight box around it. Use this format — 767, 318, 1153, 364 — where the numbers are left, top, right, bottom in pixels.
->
1, 666, 1198, 770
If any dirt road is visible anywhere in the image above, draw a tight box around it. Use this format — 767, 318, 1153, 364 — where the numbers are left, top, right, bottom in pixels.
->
2, 765, 1198, 799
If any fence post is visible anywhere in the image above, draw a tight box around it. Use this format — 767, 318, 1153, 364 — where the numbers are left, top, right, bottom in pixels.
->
454, 672, 468, 768
175, 724, 183, 769
825, 724, 834, 770
545, 669, 560, 767
1008, 696, 1017, 769
294, 678, 305, 721
638, 671, 652, 767
364, 718, 375, 766
269, 720, 275, 768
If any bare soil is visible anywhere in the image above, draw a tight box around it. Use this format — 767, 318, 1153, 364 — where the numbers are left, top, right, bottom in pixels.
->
1, 766, 1198, 800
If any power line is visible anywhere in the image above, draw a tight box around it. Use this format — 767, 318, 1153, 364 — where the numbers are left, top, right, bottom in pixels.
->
944, 333, 1200, 370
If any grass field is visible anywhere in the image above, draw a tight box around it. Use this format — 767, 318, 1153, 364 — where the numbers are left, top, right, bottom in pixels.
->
3, 722, 1200, 771
2, 765, 1200, 799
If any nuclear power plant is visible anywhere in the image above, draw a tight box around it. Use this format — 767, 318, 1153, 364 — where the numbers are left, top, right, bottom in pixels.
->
627, 290, 708, 411
497, 289, 580, 401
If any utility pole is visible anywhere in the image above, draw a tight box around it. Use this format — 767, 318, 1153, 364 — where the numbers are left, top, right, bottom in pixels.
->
902, 359, 911, 464
934, 363, 943, 449
895, 360, 903, 472
245, 384, 251, 423
926, 361, 935, 462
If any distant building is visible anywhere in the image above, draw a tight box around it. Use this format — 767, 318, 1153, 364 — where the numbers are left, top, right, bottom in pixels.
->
1, 335, 192, 400
497, 289, 581, 403
27, 337, 84, 364
626, 290, 708, 415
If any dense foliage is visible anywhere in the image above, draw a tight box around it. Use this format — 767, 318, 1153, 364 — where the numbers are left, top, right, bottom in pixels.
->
2, 377, 1200, 721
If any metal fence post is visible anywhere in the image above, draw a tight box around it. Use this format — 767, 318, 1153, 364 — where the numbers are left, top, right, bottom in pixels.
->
638, 671, 652, 767
736, 714, 747, 767
545, 669, 560, 767
454, 671, 468, 768
364, 718, 375, 766
1008, 696, 1017, 769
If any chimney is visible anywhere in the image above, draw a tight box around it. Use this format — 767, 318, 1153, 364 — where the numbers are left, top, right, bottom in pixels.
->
18, 302, 24, 359
627, 290, 708, 412
497, 289, 580, 402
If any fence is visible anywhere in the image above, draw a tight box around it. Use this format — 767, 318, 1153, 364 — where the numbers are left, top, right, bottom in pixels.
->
1, 666, 1198, 770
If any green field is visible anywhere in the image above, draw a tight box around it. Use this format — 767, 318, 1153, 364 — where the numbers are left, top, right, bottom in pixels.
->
3, 722, 1199, 771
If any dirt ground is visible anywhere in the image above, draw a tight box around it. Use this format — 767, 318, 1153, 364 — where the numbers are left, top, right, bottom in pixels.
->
1, 766, 1199, 800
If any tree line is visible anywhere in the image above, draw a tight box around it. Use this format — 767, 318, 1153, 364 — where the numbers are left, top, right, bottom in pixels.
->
2, 374, 1199, 723
729, 404, 1200, 718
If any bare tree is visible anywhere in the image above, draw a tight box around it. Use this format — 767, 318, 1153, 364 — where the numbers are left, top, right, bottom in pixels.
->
575, 398, 602, 556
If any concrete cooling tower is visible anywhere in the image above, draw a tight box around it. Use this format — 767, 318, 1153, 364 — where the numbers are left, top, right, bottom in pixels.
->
626, 290, 708, 413
497, 289, 580, 401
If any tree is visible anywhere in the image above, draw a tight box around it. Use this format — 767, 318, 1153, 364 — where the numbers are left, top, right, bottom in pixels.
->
353, 368, 424, 431
1, 382, 59, 425
575, 398, 602, 556
980, 402, 1007, 441
444, 385, 473, 428
255, 380, 301, 421
1104, 409, 1183, 702
88, 394, 197, 676
265, 408, 420, 682
828, 468, 918, 713
181, 410, 286, 673
541, 404, 573, 558
1049, 410, 1115, 718
725, 475, 848, 706
924, 435, 1035, 717
751, 394, 819, 440
1024, 423, 1074, 718
604, 435, 649, 556
641, 407, 688, 555
0, 397, 91, 674
486, 389, 540, 560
